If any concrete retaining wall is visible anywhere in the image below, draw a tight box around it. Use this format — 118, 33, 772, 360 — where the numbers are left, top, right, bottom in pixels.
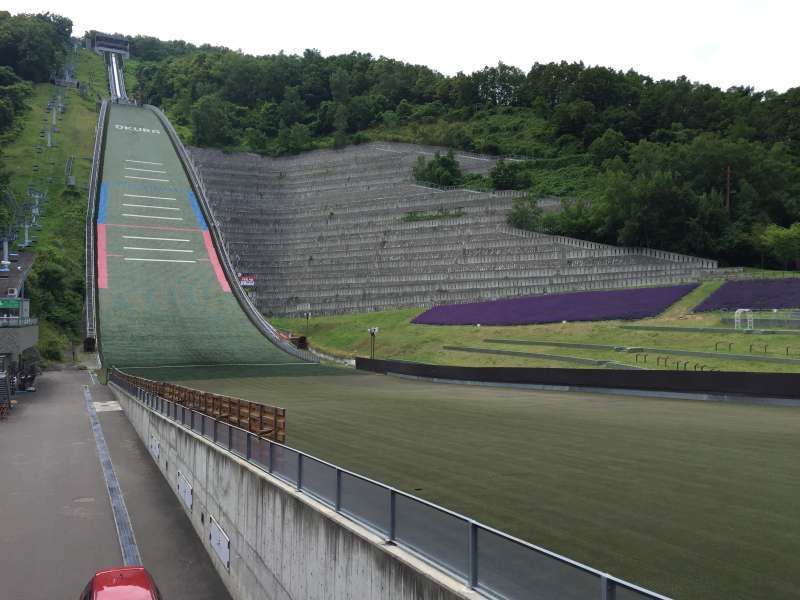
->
189, 143, 720, 316
112, 383, 474, 600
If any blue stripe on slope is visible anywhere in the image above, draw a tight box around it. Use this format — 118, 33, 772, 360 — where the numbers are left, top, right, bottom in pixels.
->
188, 191, 207, 231
98, 183, 109, 224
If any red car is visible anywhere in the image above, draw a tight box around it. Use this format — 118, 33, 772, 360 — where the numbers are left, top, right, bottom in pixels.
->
80, 567, 163, 599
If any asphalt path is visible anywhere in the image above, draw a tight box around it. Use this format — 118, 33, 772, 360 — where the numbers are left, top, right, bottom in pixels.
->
0, 368, 230, 600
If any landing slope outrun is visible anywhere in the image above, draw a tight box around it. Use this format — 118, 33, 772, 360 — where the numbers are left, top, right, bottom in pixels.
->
97, 104, 305, 368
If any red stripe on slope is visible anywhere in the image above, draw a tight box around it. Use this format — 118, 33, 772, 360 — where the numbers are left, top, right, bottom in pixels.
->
97, 224, 108, 288
202, 230, 230, 292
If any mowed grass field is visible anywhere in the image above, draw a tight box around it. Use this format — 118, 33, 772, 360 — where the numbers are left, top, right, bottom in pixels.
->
133, 364, 800, 600
272, 279, 800, 373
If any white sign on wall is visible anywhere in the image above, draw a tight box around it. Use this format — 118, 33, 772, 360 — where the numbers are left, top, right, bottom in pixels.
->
238, 274, 256, 287
177, 471, 193, 511
209, 515, 230, 570
149, 434, 160, 460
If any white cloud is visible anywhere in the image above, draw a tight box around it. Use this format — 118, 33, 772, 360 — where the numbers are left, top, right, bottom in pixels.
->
10, 0, 799, 91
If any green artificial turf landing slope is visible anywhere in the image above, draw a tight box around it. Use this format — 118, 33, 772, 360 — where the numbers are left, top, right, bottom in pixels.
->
97, 104, 304, 369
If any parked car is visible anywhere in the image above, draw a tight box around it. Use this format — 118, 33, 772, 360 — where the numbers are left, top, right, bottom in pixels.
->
80, 566, 163, 599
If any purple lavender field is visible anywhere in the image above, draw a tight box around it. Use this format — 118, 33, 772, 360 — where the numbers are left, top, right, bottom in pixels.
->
412, 284, 699, 326
694, 278, 800, 312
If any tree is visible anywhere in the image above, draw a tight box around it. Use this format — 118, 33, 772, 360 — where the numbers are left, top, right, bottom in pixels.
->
473, 62, 525, 106
330, 68, 350, 104
551, 99, 595, 140
489, 159, 531, 190
277, 123, 312, 154
288, 123, 311, 153
278, 86, 305, 126
0, 97, 13, 132
0, 65, 31, 113
191, 94, 234, 146
257, 101, 281, 136
588, 128, 627, 165
347, 95, 384, 131
332, 103, 349, 148
36, 12, 72, 44
521, 61, 585, 112
0, 13, 66, 82
761, 223, 800, 269
507, 193, 543, 231
412, 150, 462, 186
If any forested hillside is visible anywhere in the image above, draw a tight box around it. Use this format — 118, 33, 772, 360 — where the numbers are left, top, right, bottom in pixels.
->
121, 36, 800, 269
1, 12, 102, 360
0, 11, 72, 183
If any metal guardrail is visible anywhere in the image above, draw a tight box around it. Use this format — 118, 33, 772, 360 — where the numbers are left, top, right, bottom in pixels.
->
0, 317, 38, 328
412, 179, 526, 195
110, 368, 670, 600
145, 104, 318, 363
84, 99, 109, 350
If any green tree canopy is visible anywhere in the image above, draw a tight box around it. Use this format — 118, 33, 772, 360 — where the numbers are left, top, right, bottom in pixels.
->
413, 150, 463, 186
0, 12, 70, 82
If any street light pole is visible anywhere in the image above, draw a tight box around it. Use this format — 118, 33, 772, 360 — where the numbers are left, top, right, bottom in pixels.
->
367, 327, 379, 359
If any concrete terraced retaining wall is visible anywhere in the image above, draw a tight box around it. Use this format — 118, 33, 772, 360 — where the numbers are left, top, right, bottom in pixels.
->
111, 382, 475, 600
188, 143, 719, 316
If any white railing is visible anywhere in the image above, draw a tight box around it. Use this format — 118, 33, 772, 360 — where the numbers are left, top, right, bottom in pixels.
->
84, 99, 109, 347
146, 105, 317, 363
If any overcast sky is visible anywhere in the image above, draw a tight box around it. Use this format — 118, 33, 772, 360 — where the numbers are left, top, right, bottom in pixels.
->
11, 0, 799, 92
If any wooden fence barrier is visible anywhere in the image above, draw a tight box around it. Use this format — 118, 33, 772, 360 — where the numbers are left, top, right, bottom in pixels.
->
113, 369, 286, 443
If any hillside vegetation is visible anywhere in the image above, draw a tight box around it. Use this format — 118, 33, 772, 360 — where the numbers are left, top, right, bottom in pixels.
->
1, 11, 103, 359
119, 36, 800, 268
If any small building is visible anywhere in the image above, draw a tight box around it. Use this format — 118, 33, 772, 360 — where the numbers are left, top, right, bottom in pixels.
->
0, 251, 38, 384
87, 31, 130, 58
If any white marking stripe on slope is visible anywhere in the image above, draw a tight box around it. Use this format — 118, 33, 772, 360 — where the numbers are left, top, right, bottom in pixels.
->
124, 194, 177, 201
122, 203, 180, 211
125, 176, 170, 182
122, 214, 183, 221
124, 257, 196, 263
123, 247, 194, 253
123, 235, 190, 242
125, 159, 163, 165
125, 167, 168, 174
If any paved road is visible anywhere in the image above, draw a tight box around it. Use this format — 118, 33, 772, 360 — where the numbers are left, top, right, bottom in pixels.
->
0, 368, 230, 600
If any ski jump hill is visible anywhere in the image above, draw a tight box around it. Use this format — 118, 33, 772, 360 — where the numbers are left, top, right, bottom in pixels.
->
86, 100, 313, 369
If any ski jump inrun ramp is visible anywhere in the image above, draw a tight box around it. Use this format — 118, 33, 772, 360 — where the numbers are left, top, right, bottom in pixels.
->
93, 103, 313, 369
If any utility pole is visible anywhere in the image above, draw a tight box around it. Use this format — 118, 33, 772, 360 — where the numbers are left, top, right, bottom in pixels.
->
725, 165, 732, 213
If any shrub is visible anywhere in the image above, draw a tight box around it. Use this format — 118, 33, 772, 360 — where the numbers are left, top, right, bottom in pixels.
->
412, 150, 463, 186
507, 193, 543, 231
490, 159, 532, 189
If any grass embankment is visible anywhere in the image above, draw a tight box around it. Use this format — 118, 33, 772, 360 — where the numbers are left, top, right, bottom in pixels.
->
73, 46, 107, 101
157, 365, 800, 600
3, 48, 105, 359
122, 57, 139, 97
272, 279, 800, 373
